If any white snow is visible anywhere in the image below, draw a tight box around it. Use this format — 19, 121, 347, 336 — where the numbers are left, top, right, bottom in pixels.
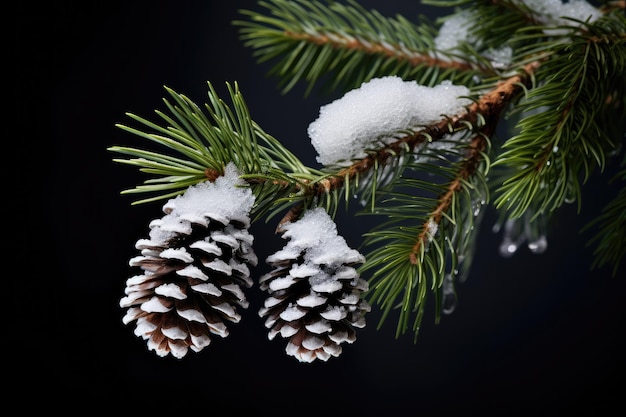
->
308, 76, 471, 166
301, 334, 325, 350
297, 293, 327, 308
160, 248, 193, 263
433, 9, 512, 68
189, 240, 222, 256
310, 275, 343, 293
272, 208, 365, 298
141, 296, 172, 313
177, 264, 210, 281
189, 282, 222, 296
305, 320, 332, 334
280, 304, 308, 321
202, 259, 232, 275
279, 208, 365, 267
434, 11, 473, 53
148, 162, 255, 245
426, 218, 438, 242
268, 275, 297, 291
433, 1, 600, 65
520, 0, 601, 27
161, 326, 187, 340
190, 333, 211, 349
154, 283, 187, 300
211, 302, 237, 319
319, 305, 347, 321
177, 308, 208, 323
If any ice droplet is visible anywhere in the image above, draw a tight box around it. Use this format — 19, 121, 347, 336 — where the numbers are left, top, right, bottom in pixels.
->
472, 198, 485, 217
499, 240, 519, 257
527, 235, 548, 254
442, 274, 457, 315
498, 218, 523, 257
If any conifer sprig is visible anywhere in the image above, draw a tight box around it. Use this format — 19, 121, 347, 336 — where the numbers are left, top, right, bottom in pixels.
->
109, 82, 321, 207
235, 0, 484, 96
493, 14, 626, 219
584, 166, 626, 276
110, 1, 626, 356
361, 130, 490, 339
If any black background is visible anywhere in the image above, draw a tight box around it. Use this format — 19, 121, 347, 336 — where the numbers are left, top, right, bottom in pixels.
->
16, 0, 624, 414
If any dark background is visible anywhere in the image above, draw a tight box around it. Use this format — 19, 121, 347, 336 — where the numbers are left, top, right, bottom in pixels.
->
16, 0, 624, 414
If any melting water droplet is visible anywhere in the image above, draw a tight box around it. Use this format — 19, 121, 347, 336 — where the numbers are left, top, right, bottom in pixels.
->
498, 219, 524, 258
442, 274, 457, 315
527, 235, 548, 254
499, 240, 519, 258
523, 212, 548, 254
472, 199, 485, 217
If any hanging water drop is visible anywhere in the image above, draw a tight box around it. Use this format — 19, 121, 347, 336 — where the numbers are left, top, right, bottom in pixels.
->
499, 239, 519, 257
442, 273, 457, 315
527, 235, 548, 254
472, 198, 484, 216
498, 218, 524, 258
524, 212, 548, 254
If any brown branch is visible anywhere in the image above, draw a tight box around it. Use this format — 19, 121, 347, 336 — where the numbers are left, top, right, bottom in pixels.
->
284, 30, 476, 72
405, 63, 541, 263
409, 133, 489, 264
601, 0, 626, 12
262, 62, 539, 231
322, 61, 540, 193
204, 167, 222, 182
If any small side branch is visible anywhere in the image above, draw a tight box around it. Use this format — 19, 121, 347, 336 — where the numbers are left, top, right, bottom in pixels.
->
410, 133, 488, 265
255, 61, 539, 227
318, 61, 539, 193
285, 30, 474, 72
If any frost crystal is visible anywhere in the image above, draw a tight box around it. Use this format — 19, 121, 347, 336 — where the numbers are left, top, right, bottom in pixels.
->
307, 76, 471, 166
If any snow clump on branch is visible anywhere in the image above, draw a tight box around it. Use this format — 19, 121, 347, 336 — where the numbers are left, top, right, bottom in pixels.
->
307, 76, 471, 167
520, 0, 601, 28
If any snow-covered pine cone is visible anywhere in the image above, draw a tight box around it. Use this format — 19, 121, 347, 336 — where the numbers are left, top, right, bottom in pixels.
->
120, 163, 257, 359
259, 207, 370, 363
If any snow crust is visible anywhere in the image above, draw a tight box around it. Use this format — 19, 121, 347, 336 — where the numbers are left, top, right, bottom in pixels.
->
307, 76, 471, 166
271, 207, 365, 268
433, 1, 600, 65
148, 162, 255, 245
520, 0, 601, 26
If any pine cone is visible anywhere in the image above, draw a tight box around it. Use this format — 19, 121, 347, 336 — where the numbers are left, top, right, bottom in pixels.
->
259, 208, 370, 362
120, 163, 257, 359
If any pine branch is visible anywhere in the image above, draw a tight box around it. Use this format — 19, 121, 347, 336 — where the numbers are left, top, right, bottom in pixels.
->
109, 81, 321, 207
285, 66, 534, 338
235, 0, 486, 95
493, 13, 626, 219
361, 130, 490, 339
110, 0, 626, 360
584, 166, 626, 276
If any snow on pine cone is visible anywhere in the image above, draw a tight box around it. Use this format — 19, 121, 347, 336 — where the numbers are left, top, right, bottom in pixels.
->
259, 207, 370, 363
120, 163, 257, 359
